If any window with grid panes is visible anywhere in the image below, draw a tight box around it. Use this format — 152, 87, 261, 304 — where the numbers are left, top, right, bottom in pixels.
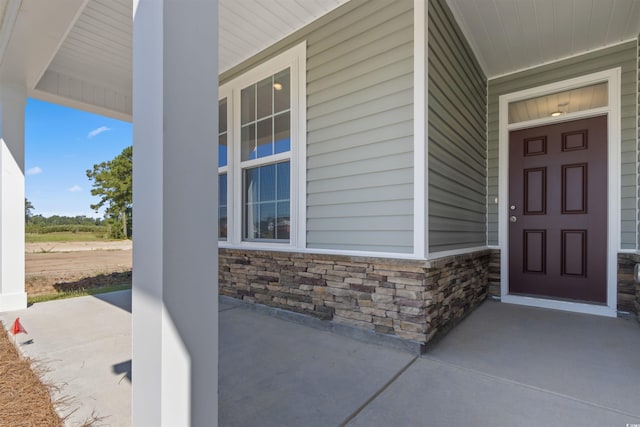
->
218, 98, 228, 239
240, 68, 291, 242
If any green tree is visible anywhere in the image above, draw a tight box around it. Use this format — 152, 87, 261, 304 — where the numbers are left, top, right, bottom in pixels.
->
25, 198, 34, 223
86, 146, 132, 239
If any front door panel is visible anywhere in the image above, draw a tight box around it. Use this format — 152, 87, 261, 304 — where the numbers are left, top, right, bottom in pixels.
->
508, 116, 607, 303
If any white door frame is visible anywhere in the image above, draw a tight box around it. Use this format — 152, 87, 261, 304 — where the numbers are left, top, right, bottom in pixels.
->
498, 68, 621, 317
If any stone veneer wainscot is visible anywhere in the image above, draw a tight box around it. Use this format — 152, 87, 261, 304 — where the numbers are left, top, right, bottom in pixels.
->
219, 249, 493, 347
618, 253, 640, 319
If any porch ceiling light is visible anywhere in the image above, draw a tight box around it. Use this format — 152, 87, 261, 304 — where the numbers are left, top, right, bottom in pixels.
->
550, 102, 569, 117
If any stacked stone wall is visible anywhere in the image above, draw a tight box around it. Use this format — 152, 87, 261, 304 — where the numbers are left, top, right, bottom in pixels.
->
487, 250, 501, 297
423, 253, 492, 340
219, 249, 493, 344
618, 253, 640, 316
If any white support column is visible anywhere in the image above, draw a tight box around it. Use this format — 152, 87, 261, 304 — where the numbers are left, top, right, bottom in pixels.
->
132, 1, 219, 426
0, 84, 26, 312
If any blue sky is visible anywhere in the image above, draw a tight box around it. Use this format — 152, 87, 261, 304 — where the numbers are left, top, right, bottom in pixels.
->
25, 98, 132, 218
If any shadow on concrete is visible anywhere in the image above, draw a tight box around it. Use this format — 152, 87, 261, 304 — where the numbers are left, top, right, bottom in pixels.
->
112, 360, 132, 383
93, 289, 132, 313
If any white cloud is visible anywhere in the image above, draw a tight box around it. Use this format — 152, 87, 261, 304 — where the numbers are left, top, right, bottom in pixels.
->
26, 166, 43, 175
68, 185, 82, 193
87, 126, 111, 139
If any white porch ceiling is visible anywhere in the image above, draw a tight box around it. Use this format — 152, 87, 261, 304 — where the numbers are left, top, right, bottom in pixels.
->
43, 0, 352, 90
1, 0, 639, 120
0, 0, 350, 121
219, 0, 350, 73
447, 0, 640, 79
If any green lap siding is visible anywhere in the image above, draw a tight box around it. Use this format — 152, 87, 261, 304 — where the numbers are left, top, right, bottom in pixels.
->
428, 0, 488, 253
221, 0, 415, 254
306, 0, 414, 253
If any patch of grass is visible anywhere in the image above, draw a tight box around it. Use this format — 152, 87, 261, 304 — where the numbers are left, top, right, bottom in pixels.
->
25, 232, 112, 243
27, 283, 132, 305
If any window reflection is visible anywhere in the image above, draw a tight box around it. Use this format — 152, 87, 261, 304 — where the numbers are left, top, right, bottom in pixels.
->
240, 68, 291, 162
244, 161, 290, 240
219, 173, 227, 239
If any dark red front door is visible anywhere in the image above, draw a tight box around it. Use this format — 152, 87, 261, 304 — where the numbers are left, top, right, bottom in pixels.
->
508, 116, 607, 303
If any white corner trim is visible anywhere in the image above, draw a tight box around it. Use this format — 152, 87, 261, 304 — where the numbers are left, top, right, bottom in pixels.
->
498, 67, 621, 316
296, 43, 307, 249
413, 0, 428, 259
498, 92, 509, 298
607, 67, 622, 312
485, 76, 490, 246
636, 37, 639, 253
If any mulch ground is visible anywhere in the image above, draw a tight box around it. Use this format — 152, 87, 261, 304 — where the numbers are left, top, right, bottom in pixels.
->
0, 327, 63, 427
0, 245, 124, 426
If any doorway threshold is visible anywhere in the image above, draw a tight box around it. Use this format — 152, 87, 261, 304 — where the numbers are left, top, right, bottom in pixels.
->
502, 294, 617, 317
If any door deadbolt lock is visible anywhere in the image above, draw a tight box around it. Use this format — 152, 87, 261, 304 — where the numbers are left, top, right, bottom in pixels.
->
510, 216, 518, 223
510, 205, 516, 211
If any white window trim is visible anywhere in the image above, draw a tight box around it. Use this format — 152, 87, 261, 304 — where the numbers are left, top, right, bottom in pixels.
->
218, 86, 232, 241
498, 68, 621, 317
218, 41, 306, 250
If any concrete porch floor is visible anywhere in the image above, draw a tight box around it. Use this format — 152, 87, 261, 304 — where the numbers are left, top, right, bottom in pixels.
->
1, 290, 639, 426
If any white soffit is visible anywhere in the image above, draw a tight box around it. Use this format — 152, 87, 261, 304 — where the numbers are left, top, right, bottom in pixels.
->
45, 0, 355, 88
447, 0, 640, 79
20, 0, 350, 120
219, 0, 351, 73
46, 0, 132, 91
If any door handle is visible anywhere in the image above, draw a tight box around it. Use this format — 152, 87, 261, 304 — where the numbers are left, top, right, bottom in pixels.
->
510, 216, 518, 223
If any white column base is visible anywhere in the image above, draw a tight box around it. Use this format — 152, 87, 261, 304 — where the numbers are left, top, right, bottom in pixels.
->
0, 292, 27, 312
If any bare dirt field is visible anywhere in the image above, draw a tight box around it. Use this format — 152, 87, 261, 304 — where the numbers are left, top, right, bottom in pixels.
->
25, 241, 132, 296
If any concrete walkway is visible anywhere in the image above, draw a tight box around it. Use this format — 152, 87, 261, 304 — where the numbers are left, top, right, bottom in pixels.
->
2, 291, 639, 426
0, 291, 131, 426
